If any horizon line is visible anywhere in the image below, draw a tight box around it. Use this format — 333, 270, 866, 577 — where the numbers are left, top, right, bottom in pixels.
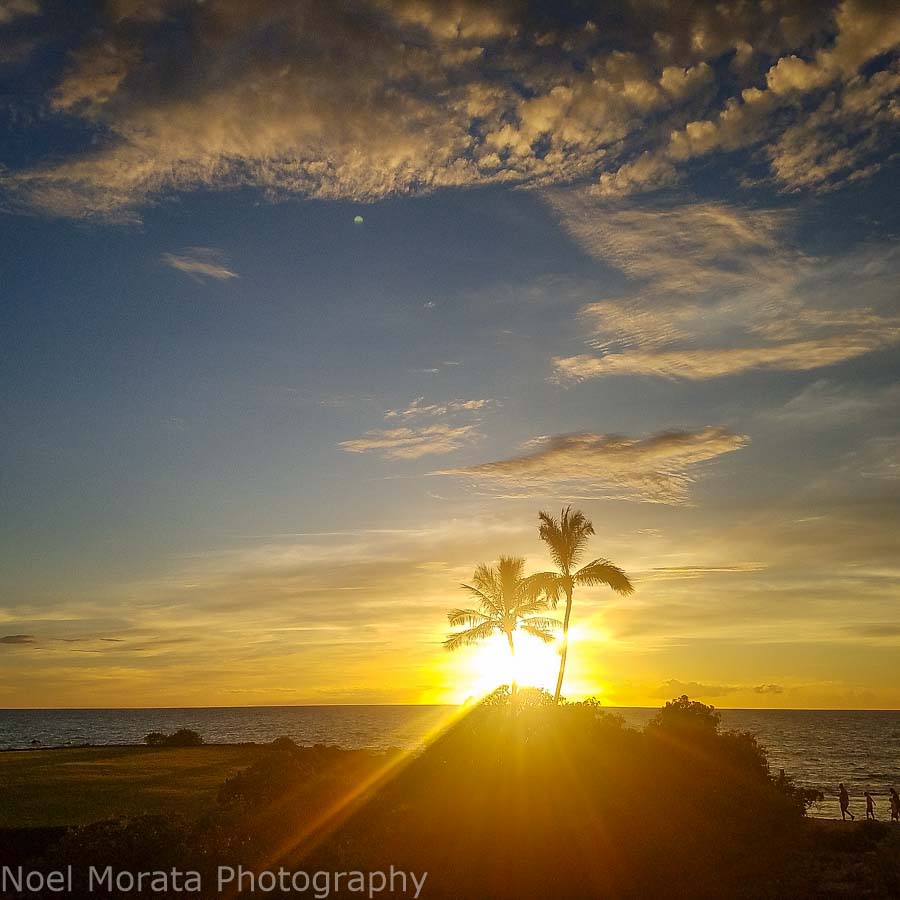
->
2, 703, 898, 713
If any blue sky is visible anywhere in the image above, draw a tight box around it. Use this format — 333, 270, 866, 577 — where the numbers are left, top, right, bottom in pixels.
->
1, 0, 898, 707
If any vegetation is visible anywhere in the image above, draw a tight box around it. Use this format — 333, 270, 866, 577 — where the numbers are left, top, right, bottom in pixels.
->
444, 556, 558, 694
445, 507, 633, 704
143, 727, 204, 747
531, 506, 634, 702
3, 700, 898, 897
2, 508, 893, 896
0, 744, 262, 828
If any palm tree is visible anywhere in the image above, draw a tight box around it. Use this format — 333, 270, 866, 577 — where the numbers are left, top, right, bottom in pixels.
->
444, 556, 558, 696
529, 506, 634, 704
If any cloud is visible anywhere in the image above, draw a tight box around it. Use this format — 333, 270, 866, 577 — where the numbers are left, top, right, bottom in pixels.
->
161, 247, 238, 282
550, 198, 900, 382
0, 634, 36, 644
592, 2, 900, 198
656, 680, 786, 697
3, 2, 895, 218
547, 196, 796, 293
850, 435, 900, 481
441, 426, 748, 503
384, 397, 493, 420
341, 393, 492, 459
0, 0, 40, 26
554, 332, 900, 382
340, 423, 481, 460
642, 564, 766, 581
767, 380, 900, 425
656, 679, 738, 698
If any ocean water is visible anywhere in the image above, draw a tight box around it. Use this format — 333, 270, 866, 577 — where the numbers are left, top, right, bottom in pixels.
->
1, 705, 897, 820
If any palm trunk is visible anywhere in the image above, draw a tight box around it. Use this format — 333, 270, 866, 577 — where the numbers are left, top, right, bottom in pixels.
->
553, 586, 573, 704
507, 631, 518, 700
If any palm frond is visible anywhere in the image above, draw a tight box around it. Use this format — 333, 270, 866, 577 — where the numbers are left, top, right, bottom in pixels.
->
444, 620, 496, 651
521, 615, 559, 632
497, 555, 525, 608
459, 582, 503, 617
574, 559, 634, 595
538, 510, 567, 571
513, 595, 551, 618
539, 506, 595, 571
520, 618, 560, 643
471, 562, 502, 599
521, 571, 563, 607
447, 607, 492, 628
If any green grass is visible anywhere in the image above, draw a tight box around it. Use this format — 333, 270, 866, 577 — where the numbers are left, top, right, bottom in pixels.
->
0, 745, 265, 827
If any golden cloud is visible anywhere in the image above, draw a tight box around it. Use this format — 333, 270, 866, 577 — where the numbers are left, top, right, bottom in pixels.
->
441, 427, 749, 504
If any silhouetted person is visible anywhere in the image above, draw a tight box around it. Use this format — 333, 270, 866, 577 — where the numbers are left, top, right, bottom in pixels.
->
839, 783, 854, 821
865, 791, 876, 820
889, 787, 899, 822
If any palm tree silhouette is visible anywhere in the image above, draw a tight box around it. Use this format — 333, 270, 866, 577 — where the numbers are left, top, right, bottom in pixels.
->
529, 507, 634, 704
445, 556, 558, 696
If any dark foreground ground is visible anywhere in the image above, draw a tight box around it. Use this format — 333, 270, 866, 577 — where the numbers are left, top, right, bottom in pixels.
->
1, 697, 898, 898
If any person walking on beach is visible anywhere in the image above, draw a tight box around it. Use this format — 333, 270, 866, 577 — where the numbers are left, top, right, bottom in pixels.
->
865, 792, 876, 820
889, 787, 899, 822
839, 783, 854, 821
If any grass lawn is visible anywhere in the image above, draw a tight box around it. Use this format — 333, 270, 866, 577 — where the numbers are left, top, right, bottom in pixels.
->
0, 745, 265, 827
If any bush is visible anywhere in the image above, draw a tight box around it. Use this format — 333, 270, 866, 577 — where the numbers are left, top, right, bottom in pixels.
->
648, 693, 722, 733
143, 728, 203, 748
218, 752, 313, 806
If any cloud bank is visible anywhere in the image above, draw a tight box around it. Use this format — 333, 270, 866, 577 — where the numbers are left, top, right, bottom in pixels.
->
2, 1, 897, 219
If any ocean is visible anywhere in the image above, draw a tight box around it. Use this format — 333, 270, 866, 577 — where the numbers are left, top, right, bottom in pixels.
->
1, 705, 897, 820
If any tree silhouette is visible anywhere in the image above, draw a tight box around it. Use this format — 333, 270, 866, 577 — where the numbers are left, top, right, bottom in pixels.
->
445, 556, 558, 696
528, 506, 634, 703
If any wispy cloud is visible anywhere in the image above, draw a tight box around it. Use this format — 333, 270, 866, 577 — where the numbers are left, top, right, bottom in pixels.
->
766, 380, 900, 425
161, 247, 238, 282
441, 427, 748, 504
339, 423, 481, 460
0, 634, 36, 644
641, 564, 766, 581
550, 198, 900, 382
384, 397, 493, 420
340, 394, 493, 460
546, 196, 796, 294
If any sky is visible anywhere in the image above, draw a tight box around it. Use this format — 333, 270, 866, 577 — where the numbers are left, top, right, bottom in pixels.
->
0, 0, 898, 709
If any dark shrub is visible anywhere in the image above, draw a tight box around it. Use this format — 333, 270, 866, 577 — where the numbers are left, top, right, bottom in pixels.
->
648, 693, 722, 733
218, 750, 313, 805
143, 728, 202, 747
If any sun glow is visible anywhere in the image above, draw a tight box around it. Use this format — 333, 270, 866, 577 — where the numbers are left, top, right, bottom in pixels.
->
465, 632, 561, 697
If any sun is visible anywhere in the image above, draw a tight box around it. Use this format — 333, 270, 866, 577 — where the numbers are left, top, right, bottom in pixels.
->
464, 632, 560, 697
